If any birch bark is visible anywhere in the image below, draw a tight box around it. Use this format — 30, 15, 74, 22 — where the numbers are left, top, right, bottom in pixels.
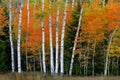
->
17, 3, 23, 73
34, 0, 36, 8
92, 40, 96, 76
55, 0, 60, 75
49, 0, 54, 75
60, 0, 68, 76
104, 26, 119, 76
41, 0, 46, 75
9, 0, 15, 72
102, 0, 106, 6
69, 3, 84, 76
72, 0, 75, 9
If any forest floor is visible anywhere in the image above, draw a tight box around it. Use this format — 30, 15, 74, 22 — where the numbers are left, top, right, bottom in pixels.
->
0, 72, 120, 80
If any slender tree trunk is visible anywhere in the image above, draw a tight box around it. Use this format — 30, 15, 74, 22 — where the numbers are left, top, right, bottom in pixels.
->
84, 64, 85, 76
102, 0, 108, 7
86, 51, 90, 76
92, 53, 95, 76
102, 0, 106, 6
25, 0, 30, 72
86, 61, 88, 76
104, 26, 119, 76
39, 50, 43, 72
82, 43, 89, 76
49, 1, 54, 75
9, 0, 15, 72
117, 57, 119, 75
90, 0, 92, 4
92, 39, 96, 76
108, 57, 110, 76
17, 3, 23, 73
34, 0, 36, 8
72, 0, 75, 9
55, 0, 60, 75
69, 3, 84, 76
33, 56, 36, 72
41, 0, 46, 75
60, 0, 68, 76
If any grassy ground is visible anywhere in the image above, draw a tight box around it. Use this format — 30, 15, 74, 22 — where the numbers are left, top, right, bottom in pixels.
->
0, 72, 120, 80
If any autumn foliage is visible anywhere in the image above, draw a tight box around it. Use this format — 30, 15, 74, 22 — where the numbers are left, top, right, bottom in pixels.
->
0, 6, 7, 35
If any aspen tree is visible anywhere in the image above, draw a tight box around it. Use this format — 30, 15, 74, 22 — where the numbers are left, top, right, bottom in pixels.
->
9, 0, 15, 72
41, 0, 46, 75
104, 26, 120, 76
49, 0, 54, 75
69, 2, 84, 76
60, 0, 68, 76
17, 1, 23, 73
55, 0, 60, 75
72, 0, 75, 9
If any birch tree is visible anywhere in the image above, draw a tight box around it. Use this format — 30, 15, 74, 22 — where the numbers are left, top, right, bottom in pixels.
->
69, 2, 84, 76
60, 0, 68, 76
49, 0, 54, 75
104, 26, 120, 76
34, 0, 36, 8
102, 0, 108, 6
9, 0, 15, 72
25, 0, 30, 71
41, 0, 46, 75
72, 0, 75, 9
55, 0, 60, 75
17, 1, 23, 73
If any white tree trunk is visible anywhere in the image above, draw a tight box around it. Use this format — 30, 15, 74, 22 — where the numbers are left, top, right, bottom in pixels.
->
9, 0, 15, 72
49, 1, 54, 75
92, 39, 96, 76
17, 3, 23, 73
104, 26, 119, 76
60, 0, 68, 76
72, 0, 75, 9
41, 0, 46, 75
39, 50, 43, 72
34, 0, 36, 8
55, 0, 60, 75
69, 3, 84, 76
102, 0, 106, 6
25, 0, 30, 72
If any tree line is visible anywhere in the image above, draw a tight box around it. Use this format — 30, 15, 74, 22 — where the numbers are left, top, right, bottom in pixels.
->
0, 0, 120, 77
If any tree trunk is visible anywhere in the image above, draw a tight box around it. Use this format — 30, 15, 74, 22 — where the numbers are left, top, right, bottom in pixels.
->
72, 0, 75, 9
9, 0, 15, 72
41, 0, 46, 75
39, 50, 43, 72
90, 0, 92, 5
108, 57, 110, 76
117, 57, 119, 75
104, 26, 119, 76
60, 0, 68, 76
102, 0, 106, 6
25, 0, 30, 72
34, 0, 36, 8
55, 0, 60, 75
17, 3, 23, 73
69, 3, 84, 76
92, 53, 95, 76
92, 39, 96, 76
49, 1, 54, 75
33, 56, 36, 72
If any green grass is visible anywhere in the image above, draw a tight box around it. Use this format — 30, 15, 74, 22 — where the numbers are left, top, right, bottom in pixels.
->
0, 72, 120, 80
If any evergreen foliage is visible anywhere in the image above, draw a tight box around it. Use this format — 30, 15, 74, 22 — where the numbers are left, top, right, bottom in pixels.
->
64, 1, 82, 75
